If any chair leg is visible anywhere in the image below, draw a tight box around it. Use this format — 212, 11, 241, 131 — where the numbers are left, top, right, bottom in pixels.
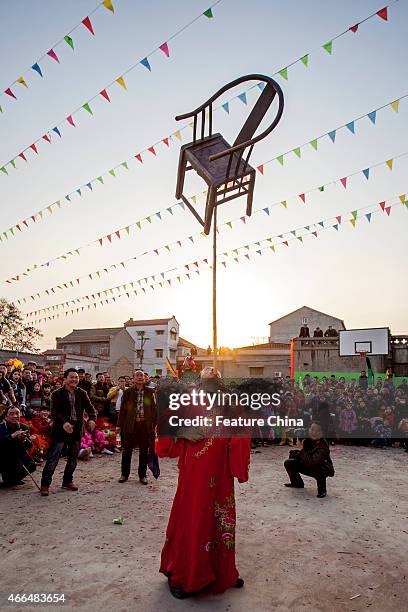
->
246, 172, 255, 217
203, 186, 217, 235
175, 151, 187, 200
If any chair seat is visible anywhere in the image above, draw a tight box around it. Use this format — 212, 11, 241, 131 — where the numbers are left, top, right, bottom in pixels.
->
182, 134, 254, 186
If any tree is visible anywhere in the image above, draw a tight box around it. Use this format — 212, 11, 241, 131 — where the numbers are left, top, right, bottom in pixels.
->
0, 298, 42, 353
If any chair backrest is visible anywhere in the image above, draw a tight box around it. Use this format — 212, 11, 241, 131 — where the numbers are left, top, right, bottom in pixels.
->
233, 84, 277, 147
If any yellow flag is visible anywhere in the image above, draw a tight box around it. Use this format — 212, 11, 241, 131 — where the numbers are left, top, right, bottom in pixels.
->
116, 76, 127, 90
191, 195, 197, 204
102, 0, 114, 12
174, 130, 182, 141
391, 99, 399, 113
386, 159, 393, 170
281, 200, 287, 208
399, 194, 406, 204
350, 219, 356, 227
17, 76, 28, 88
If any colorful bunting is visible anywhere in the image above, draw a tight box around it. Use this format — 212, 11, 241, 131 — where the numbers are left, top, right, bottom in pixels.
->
159, 42, 170, 58
32, 63, 42, 77
82, 16, 95, 35
140, 58, 152, 71
47, 49, 59, 63
64, 35, 74, 50
322, 41, 333, 55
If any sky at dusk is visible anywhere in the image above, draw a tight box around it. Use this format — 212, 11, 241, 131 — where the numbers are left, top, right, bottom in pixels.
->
1, 0, 407, 350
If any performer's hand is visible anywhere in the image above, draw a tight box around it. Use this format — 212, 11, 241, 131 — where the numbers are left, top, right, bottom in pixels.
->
296, 438, 304, 449
63, 422, 74, 434
11, 430, 26, 439
88, 420, 96, 432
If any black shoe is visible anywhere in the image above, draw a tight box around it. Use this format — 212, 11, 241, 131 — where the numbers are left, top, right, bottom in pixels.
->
170, 585, 190, 599
139, 477, 148, 485
284, 483, 304, 488
317, 491, 327, 498
236, 578, 244, 588
118, 475, 128, 483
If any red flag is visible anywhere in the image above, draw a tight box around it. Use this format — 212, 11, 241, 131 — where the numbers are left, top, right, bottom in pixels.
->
82, 16, 95, 35
100, 89, 110, 102
163, 137, 169, 147
185, 264, 189, 270
376, 7, 388, 21
148, 146, 156, 156
312, 231, 318, 237
245, 254, 250, 260
98, 238, 103, 246
31, 215, 36, 222
340, 177, 347, 189
154, 249, 159, 255
16, 224, 21, 231
257, 164, 264, 175
42, 134, 51, 143
177, 240, 182, 247
336, 215, 342, 224
19, 152, 27, 162
240, 216, 246, 223
222, 261, 227, 267
193, 261, 199, 267
299, 193, 306, 203
107, 234, 112, 242
385, 206, 391, 216
23, 220, 28, 227
30, 144, 38, 154
47, 49, 60, 63
135, 153, 143, 163
350, 24, 359, 33
4, 87, 16, 99
379, 201, 385, 211
283, 241, 289, 246
203, 258, 208, 264
159, 42, 170, 57
115, 230, 121, 239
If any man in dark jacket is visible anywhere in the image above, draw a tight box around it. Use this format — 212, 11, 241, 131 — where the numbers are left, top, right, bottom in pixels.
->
0, 406, 36, 486
284, 422, 334, 498
117, 369, 156, 485
40, 368, 97, 496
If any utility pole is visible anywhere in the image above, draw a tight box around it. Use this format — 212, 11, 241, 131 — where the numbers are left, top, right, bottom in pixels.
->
138, 331, 150, 369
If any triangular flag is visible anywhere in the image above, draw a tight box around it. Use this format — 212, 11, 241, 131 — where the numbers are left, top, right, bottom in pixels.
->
312, 231, 318, 237
42, 134, 51, 143
240, 216, 246, 224
4, 88, 16, 99
82, 16, 95, 35
148, 146, 156, 155
333, 224, 339, 231
64, 35, 74, 49
140, 57, 151, 71
10, 159, 16, 168
159, 42, 170, 57
86, 182, 92, 191
135, 153, 143, 163
366, 213, 372, 223
318, 221, 324, 227
351, 210, 358, 219
336, 216, 342, 224
386, 159, 393, 170
17, 76, 28, 88
385, 206, 391, 216
299, 193, 306, 203
156, 212, 162, 220
30, 143, 38, 154
97, 176, 104, 184
109, 168, 116, 177
297, 236, 303, 242
300, 54, 308, 67
278, 67, 288, 80
238, 92, 247, 105
116, 76, 127, 89
350, 219, 356, 227
340, 177, 347, 189
350, 24, 359, 33
203, 8, 213, 18
277, 155, 284, 165
67, 115, 75, 127
163, 137, 169, 146
367, 111, 377, 124
47, 49, 59, 63
102, 0, 114, 12
379, 202, 386, 211
283, 241, 289, 247
399, 194, 406, 204
52, 126, 61, 137
83, 102, 93, 115
328, 130, 336, 143
100, 89, 110, 102
0, 166, 7, 175
346, 121, 355, 134
174, 130, 182, 141
310, 139, 318, 150
257, 165, 264, 175
323, 41, 333, 54
376, 7, 388, 21
32, 63, 42, 77
222, 102, 229, 113
281, 200, 287, 208
257, 82, 265, 91
362, 168, 370, 180
391, 99, 399, 113
121, 161, 128, 170
263, 207, 270, 215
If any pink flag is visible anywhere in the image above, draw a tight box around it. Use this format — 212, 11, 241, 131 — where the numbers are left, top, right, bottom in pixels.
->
47, 49, 60, 63
4, 87, 16, 99
299, 193, 306, 203
385, 206, 391, 216
67, 115, 75, 127
340, 177, 347, 189
159, 42, 170, 57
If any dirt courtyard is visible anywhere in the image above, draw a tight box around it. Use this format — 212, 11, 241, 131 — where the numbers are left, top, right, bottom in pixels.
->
0, 445, 406, 612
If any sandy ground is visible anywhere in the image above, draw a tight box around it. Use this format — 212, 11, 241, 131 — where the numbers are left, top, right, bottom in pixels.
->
0, 445, 407, 612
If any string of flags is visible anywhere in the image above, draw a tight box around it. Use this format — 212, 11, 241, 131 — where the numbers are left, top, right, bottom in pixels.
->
0, 0, 115, 111
0, 2, 219, 169
0, 2, 395, 176
1, 90, 405, 246
11, 147, 407, 294
25, 191, 407, 323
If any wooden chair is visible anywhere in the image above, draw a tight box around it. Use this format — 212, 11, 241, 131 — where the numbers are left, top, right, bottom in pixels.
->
175, 74, 284, 234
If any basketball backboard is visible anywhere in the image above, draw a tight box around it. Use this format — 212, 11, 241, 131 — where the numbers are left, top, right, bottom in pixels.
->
339, 328, 390, 356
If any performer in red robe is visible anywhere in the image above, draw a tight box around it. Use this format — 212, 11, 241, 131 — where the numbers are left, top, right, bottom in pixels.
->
156, 368, 251, 599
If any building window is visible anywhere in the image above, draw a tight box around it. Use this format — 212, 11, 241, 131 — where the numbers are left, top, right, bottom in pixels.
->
301, 317, 308, 325
155, 349, 163, 358
170, 327, 177, 341
155, 330, 164, 335
169, 349, 176, 360
249, 366, 264, 376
